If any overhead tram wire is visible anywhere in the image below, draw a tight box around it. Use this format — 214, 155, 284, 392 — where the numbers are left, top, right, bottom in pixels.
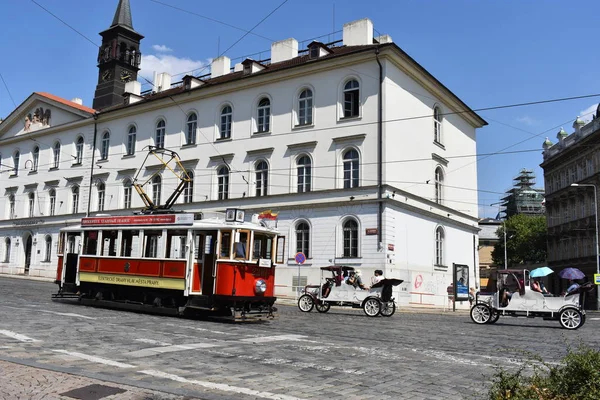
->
0, 73, 17, 108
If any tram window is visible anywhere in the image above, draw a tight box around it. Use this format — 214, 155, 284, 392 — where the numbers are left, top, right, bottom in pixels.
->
120, 230, 139, 257
234, 230, 249, 259
253, 233, 273, 260
166, 229, 188, 259
58, 233, 65, 254
83, 231, 98, 255
101, 230, 118, 256
220, 230, 232, 258
205, 235, 214, 255
144, 230, 162, 258
67, 233, 79, 254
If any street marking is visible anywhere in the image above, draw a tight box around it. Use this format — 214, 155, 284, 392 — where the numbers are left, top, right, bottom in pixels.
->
590, 317, 600, 320
240, 334, 310, 343
163, 323, 235, 336
124, 343, 219, 358
37, 310, 96, 320
134, 338, 172, 346
52, 350, 136, 368
140, 369, 306, 400
0, 330, 41, 343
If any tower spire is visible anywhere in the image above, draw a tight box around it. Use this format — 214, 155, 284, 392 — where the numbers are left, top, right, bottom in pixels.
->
111, 0, 134, 30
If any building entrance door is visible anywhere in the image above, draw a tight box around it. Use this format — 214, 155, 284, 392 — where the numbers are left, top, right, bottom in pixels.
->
24, 235, 32, 275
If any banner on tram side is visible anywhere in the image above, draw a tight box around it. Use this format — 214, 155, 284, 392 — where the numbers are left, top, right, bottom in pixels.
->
82, 214, 194, 227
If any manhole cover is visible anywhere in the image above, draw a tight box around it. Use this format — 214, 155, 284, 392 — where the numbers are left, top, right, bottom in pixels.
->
61, 384, 126, 400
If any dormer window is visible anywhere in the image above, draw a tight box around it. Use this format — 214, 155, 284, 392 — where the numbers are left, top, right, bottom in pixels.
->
243, 64, 251, 75
310, 45, 319, 59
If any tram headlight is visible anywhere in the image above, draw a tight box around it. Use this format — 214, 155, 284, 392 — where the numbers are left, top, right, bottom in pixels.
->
255, 279, 267, 294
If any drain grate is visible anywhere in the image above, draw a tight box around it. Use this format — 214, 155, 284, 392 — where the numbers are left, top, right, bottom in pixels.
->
60, 384, 127, 400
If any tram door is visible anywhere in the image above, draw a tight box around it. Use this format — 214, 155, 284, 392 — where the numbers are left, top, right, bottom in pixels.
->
198, 231, 217, 295
189, 232, 205, 294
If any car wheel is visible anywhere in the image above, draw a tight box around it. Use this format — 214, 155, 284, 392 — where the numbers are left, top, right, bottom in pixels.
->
470, 304, 491, 324
380, 301, 396, 317
363, 298, 381, 317
315, 302, 331, 313
298, 294, 314, 312
559, 308, 583, 330
487, 309, 500, 324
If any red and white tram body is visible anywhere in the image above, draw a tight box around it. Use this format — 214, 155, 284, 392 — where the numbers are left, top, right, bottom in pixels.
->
54, 210, 279, 320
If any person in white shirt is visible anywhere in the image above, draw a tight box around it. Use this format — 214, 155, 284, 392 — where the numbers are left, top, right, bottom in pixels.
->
371, 269, 384, 285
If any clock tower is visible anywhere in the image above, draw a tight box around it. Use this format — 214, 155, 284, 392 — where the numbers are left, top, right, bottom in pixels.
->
93, 0, 144, 110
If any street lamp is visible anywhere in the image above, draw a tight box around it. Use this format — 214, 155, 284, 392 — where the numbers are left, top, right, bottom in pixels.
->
571, 183, 600, 310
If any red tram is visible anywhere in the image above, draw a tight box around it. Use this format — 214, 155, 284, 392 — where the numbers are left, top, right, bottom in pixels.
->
53, 209, 280, 320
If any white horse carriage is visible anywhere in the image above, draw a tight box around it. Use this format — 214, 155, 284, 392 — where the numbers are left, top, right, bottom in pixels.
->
297, 266, 403, 317
470, 269, 594, 330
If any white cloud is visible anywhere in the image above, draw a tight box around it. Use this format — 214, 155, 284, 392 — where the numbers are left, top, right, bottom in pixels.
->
579, 103, 598, 121
516, 115, 539, 126
139, 54, 206, 82
152, 44, 173, 53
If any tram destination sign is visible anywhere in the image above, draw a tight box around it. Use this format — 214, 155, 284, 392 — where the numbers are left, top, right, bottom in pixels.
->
82, 214, 194, 227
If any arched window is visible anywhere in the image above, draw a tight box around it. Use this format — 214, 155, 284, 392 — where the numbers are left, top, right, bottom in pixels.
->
52, 142, 61, 168
152, 175, 162, 205
255, 160, 268, 197
123, 179, 132, 209
186, 113, 197, 145
343, 219, 359, 257
295, 221, 310, 258
28, 192, 35, 218
4, 238, 11, 263
44, 235, 52, 262
298, 89, 313, 126
49, 189, 56, 216
8, 195, 15, 219
32, 146, 39, 172
100, 131, 110, 160
155, 119, 165, 149
435, 167, 444, 204
297, 155, 312, 193
13, 151, 20, 176
257, 98, 271, 133
72, 186, 80, 213
343, 79, 360, 118
217, 166, 229, 200
183, 170, 194, 203
126, 125, 136, 155
220, 105, 232, 139
433, 105, 443, 144
97, 182, 106, 211
75, 137, 84, 164
435, 226, 445, 266
343, 149, 359, 189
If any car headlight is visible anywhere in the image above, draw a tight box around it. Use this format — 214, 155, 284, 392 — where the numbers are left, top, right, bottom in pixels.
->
255, 279, 267, 294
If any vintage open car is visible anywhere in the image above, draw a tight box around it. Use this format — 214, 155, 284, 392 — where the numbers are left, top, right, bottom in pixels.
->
470, 269, 594, 330
297, 266, 403, 317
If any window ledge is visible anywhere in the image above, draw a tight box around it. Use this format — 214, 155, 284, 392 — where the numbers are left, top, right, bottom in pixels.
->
96, 159, 109, 164
434, 264, 448, 271
122, 154, 135, 159
181, 143, 197, 148
28, 171, 38, 175
338, 116, 361, 123
253, 131, 271, 136
434, 141, 446, 150
48, 167, 59, 171
216, 137, 232, 142
293, 123, 314, 131
9, 174, 18, 178
71, 163, 82, 167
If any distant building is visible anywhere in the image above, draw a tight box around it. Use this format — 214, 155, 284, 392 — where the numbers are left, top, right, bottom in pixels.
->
499, 169, 545, 219
541, 113, 600, 307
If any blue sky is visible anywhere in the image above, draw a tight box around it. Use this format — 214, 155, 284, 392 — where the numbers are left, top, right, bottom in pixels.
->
1, 0, 599, 218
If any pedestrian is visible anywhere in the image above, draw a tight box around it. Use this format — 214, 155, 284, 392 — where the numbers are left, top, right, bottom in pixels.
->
468, 287, 476, 306
447, 283, 454, 306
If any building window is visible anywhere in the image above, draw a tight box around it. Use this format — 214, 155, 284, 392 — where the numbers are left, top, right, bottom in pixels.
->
343, 219, 359, 257
257, 98, 271, 133
32, 146, 39, 172
298, 89, 313, 126
8, 195, 15, 219
343, 148, 359, 188
186, 112, 197, 145
49, 189, 56, 216
123, 179, 132, 209
28, 193, 35, 218
217, 166, 229, 200
435, 226, 445, 266
152, 175, 162, 205
126, 125, 136, 155
97, 182, 105, 211
13, 151, 20, 176
44, 235, 52, 262
295, 221, 310, 257
343, 79, 360, 118
255, 160, 268, 197
220, 105, 232, 139
72, 186, 80, 213
100, 132, 110, 160
75, 137, 84, 164
434, 105, 443, 144
435, 167, 444, 204
4, 238, 11, 263
297, 155, 312, 193
155, 119, 166, 149
183, 170, 194, 203
52, 142, 61, 169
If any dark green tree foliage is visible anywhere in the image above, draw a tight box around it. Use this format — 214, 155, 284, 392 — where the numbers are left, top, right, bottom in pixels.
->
491, 214, 547, 267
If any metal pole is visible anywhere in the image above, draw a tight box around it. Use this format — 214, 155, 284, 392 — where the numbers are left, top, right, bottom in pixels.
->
503, 220, 507, 269
593, 185, 600, 311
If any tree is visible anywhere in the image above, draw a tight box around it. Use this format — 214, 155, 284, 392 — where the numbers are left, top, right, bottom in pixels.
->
491, 214, 547, 267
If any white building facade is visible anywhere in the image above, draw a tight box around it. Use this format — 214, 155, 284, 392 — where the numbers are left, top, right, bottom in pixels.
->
0, 15, 486, 307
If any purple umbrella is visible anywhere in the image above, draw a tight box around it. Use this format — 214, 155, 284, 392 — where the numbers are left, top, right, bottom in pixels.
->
558, 268, 585, 280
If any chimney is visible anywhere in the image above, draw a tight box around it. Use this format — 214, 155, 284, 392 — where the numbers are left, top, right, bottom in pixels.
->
375, 34, 393, 44
71, 98, 83, 105
156, 72, 172, 92
343, 18, 374, 46
271, 38, 298, 63
125, 81, 141, 96
211, 56, 231, 78
234, 63, 243, 72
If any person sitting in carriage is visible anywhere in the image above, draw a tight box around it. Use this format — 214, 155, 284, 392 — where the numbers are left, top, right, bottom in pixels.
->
347, 270, 367, 290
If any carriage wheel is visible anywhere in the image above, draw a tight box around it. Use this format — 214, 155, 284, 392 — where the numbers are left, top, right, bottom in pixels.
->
363, 298, 381, 317
470, 304, 491, 324
315, 301, 331, 313
487, 309, 500, 324
559, 308, 583, 330
298, 294, 315, 312
380, 301, 396, 317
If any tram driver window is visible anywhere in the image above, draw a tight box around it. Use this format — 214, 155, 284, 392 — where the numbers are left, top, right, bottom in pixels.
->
144, 230, 162, 258
166, 230, 188, 259
234, 230, 249, 259
253, 233, 273, 260
83, 231, 98, 255
121, 230, 139, 257
220, 230, 232, 258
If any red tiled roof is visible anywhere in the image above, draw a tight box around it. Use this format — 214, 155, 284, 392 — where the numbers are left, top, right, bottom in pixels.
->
35, 92, 96, 114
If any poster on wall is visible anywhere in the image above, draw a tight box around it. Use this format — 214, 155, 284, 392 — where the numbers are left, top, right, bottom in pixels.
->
453, 263, 470, 301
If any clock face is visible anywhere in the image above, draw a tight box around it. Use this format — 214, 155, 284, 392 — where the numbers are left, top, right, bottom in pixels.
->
102, 70, 111, 81
120, 70, 132, 82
